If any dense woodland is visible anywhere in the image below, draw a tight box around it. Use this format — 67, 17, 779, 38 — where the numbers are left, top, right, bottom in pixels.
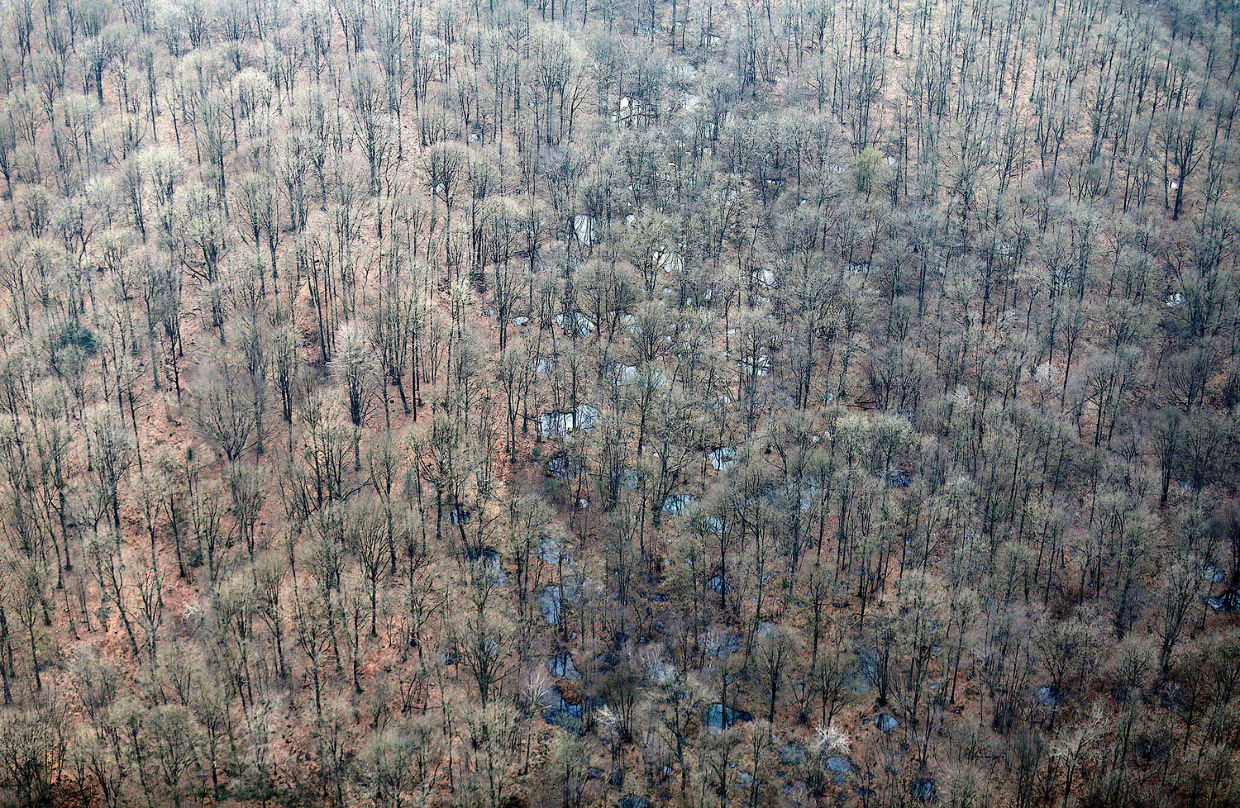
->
0, 0, 1237, 805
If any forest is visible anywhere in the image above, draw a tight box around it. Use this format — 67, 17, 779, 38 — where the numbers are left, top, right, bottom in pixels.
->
0, 0, 1237, 805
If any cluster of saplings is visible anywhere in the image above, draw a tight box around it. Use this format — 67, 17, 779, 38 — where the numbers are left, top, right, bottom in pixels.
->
0, 0, 1237, 806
